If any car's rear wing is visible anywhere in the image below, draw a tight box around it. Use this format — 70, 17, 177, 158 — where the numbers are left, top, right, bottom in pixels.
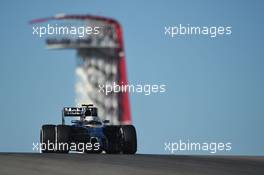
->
61, 104, 98, 125
63, 107, 86, 116
62, 107, 85, 125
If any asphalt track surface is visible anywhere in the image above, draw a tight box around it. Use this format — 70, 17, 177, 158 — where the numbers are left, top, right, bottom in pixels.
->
0, 153, 263, 175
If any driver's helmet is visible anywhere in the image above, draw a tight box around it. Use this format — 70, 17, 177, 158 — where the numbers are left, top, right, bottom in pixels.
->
83, 116, 102, 126
82, 104, 101, 126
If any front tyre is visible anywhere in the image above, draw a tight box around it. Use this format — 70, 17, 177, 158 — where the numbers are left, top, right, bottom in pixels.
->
121, 125, 137, 154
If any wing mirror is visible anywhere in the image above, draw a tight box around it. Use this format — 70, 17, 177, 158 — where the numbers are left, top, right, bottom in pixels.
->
103, 120, 110, 124
71, 120, 79, 124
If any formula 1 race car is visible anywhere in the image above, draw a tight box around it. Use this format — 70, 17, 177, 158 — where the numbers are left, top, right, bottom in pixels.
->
40, 104, 137, 154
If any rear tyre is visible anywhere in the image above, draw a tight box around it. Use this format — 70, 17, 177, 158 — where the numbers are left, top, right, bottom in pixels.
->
56, 125, 71, 153
40, 125, 56, 153
121, 125, 137, 154
104, 126, 122, 154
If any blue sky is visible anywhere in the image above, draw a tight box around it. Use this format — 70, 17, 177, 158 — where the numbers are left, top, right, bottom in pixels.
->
0, 0, 264, 155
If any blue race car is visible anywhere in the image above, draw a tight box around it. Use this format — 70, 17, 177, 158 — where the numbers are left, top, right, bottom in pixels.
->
40, 104, 137, 154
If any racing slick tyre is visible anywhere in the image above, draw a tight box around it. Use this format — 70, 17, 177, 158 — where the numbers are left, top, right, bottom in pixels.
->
104, 125, 122, 154
40, 125, 56, 153
121, 125, 137, 154
56, 125, 71, 153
